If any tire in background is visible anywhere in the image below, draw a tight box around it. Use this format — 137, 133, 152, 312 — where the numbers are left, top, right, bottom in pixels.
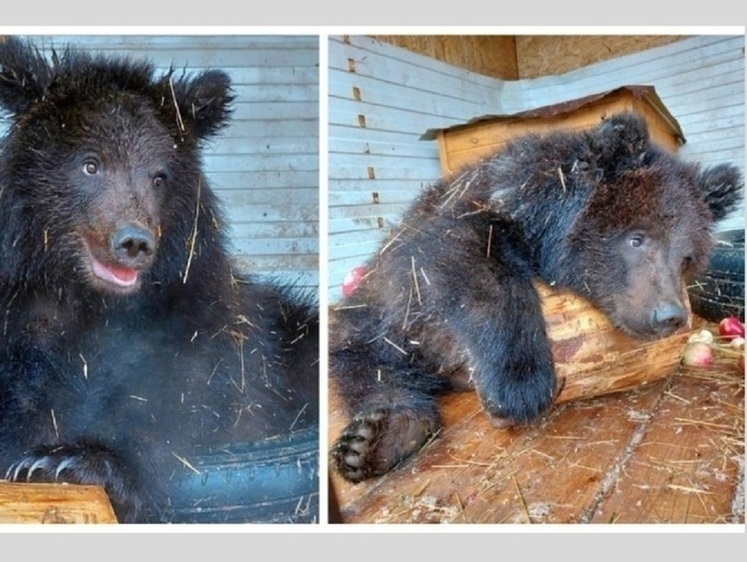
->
162, 426, 319, 524
688, 229, 745, 322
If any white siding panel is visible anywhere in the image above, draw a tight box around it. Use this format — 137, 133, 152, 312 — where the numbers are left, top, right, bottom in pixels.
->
328, 34, 745, 302
328, 35, 523, 301
7, 34, 320, 294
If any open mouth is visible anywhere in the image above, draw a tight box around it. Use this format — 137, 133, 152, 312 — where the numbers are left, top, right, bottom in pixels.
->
90, 254, 140, 289
79, 221, 159, 294
82, 238, 147, 294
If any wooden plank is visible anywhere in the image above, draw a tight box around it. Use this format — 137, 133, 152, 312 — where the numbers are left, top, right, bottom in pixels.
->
221, 187, 319, 206
330, 98, 464, 137
19, 37, 319, 71
330, 36, 525, 111
329, 216, 394, 234
0, 481, 117, 524
328, 321, 744, 524
208, 136, 319, 158
240, 253, 318, 272
247, 268, 319, 291
329, 136, 439, 161
328, 201, 410, 221
328, 152, 439, 180
230, 102, 317, 122
329, 70, 493, 124
329, 189, 426, 208
213, 171, 318, 191
326, 239, 385, 262
329, 376, 668, 524
590, 363, 745, 524
204, 154, 318, 174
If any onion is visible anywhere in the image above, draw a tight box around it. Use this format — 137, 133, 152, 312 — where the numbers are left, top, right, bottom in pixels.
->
729, 336, 745, 349
682, 341, 714, 368
718, 316, 745, 340
688, 329, 714, 344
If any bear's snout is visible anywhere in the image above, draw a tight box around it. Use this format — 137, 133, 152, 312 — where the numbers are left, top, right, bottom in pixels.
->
110, 224, 158, 268
82, 221, 160, 293
650, 301, 688, 334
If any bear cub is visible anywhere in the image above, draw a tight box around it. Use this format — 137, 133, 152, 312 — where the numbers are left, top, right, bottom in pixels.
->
0, 37, 318, 522
330, 112, 743, 483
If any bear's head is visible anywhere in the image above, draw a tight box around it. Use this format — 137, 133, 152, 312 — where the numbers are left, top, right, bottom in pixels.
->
557, 113, 743, 339
0, 36, 234, 296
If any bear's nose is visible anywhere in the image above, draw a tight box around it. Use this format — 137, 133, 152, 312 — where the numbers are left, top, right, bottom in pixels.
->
111, 224, 157, 267
651, 302, 687, 333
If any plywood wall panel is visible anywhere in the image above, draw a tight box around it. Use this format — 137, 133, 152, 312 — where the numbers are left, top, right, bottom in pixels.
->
515, 35, 690, 78
374, 35, 519, 80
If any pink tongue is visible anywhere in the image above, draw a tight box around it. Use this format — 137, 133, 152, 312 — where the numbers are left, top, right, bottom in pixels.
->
91, 258, 139, 287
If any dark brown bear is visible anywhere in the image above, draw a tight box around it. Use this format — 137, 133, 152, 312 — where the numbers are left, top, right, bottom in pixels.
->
330, 112, 743, 483
0, 37, 318, 523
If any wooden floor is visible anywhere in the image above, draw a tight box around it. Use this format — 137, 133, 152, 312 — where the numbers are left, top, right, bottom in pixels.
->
328, 321, 745, 525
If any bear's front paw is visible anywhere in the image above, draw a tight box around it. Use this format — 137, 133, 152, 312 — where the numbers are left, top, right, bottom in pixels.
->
5, 444, 142, 522
331, 408, 438, 482
478, 363, 561, 428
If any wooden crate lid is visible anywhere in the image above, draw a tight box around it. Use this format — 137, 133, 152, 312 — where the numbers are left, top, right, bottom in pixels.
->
423, 86, 686, 177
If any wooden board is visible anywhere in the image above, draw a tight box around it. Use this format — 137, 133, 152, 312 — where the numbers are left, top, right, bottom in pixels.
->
328, 320, 744, 524
0, 481, 118, 524
514, 36, 690, 79
373, 35, 520, 80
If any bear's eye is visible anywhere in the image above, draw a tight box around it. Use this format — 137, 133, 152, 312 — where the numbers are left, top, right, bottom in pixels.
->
82, 160, 99, 176
152, 173, 167, 189
628, 233, 646, 248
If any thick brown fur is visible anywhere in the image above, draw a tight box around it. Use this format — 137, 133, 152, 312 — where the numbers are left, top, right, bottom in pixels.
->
0, 37, 318, 522
330, 112, 742, 483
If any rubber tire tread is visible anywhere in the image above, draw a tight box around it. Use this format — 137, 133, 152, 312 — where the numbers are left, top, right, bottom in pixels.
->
688, 229, 745, 322
161, 426, 319, 524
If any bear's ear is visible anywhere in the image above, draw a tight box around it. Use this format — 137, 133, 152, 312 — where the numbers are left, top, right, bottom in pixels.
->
0, 36, 53, 116
168, 69, 234, 140
697, 163, 744, 221
587, 112, 650, 176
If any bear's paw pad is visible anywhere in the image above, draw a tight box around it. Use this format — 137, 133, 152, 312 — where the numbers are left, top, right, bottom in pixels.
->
331, 408, 435, 482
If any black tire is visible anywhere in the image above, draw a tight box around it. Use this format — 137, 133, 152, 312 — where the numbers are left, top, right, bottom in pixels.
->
161, 426, 319, 524
688, 229, 745, 322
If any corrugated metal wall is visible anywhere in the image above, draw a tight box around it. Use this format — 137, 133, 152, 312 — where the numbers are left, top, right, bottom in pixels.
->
328, 34, 745, 302
2, 34, 320, 294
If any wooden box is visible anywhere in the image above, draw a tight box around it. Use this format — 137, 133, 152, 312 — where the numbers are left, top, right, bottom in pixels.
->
428, 87, 691, 403
430, 85, 685, 177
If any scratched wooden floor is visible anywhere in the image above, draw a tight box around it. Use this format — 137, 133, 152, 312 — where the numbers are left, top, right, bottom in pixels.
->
328, 320, 745, 525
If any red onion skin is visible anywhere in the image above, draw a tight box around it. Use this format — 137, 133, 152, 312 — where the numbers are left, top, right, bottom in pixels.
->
718, 317, 745, 340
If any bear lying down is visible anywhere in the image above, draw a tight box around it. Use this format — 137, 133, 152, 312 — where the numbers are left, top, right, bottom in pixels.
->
0, 38, 318, 522
330, 111, 743, 483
